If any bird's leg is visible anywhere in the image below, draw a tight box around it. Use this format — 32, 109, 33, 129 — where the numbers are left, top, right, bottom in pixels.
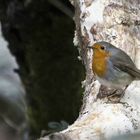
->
97, 85, 117, 99
107, 85, 128, 103
106, 89, 118, 98
97, 85, 128, 103
120, 85, 128, 97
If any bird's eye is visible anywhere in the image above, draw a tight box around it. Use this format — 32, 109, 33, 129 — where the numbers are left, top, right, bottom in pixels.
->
100, 46, 105, 50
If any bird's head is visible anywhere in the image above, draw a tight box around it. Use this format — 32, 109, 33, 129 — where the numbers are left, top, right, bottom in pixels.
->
87, 41, 112, 58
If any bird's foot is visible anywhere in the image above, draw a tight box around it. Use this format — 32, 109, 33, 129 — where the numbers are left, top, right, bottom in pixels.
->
97, 85, 116, 98
107, 86, 128, 103
98, 85, 128, 103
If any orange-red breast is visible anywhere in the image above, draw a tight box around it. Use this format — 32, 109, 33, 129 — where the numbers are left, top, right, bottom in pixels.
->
88, 41, 140, 89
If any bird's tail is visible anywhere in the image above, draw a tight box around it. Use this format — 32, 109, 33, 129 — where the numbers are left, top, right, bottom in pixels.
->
127, 67, 140, 79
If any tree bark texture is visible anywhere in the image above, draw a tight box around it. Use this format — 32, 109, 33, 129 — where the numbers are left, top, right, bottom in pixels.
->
41, 0, 140, 140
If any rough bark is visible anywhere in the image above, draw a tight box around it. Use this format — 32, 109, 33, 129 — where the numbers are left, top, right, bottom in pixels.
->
41, 0, 140, 140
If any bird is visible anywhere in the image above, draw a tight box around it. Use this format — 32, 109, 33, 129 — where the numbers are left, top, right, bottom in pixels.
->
87, 41, 140, 98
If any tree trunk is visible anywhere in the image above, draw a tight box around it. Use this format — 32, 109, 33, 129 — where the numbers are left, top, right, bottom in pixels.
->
40, 0, 140, 140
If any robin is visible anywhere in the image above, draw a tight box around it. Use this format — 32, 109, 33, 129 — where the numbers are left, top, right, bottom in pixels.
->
87, 41, 140, 98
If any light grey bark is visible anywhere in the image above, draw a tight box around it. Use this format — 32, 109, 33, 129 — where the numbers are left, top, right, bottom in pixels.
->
40, 0, 140, 140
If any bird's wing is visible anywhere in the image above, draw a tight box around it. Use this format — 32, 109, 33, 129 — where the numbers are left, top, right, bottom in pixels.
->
114, 61, 140, 79
109, 49, 140, 79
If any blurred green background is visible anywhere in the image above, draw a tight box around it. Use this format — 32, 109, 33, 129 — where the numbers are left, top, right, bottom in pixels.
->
0, 0, 84, 139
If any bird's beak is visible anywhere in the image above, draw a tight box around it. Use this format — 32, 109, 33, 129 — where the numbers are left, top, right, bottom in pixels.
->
87, 46, 93, 49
